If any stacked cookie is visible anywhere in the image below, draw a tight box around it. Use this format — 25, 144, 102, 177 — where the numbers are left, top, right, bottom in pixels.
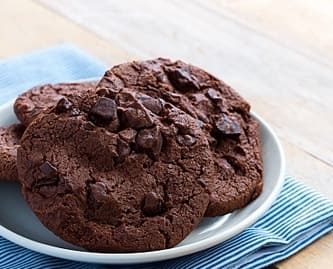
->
0, 82, 96, 182
0, 59, 263, 252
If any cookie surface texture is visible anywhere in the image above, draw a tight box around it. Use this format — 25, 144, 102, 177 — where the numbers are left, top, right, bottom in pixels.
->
14, 81, 97, 126
97, 58, 263, 217
17, 88, 212, 252
0, 124, 25, 181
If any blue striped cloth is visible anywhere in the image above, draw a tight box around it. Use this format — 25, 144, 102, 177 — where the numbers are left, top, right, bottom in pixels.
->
0, 45, 333, 269
0, 44, 106, 104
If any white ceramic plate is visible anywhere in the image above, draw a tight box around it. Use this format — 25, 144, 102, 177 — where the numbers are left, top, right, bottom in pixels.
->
0, 87, 285, 265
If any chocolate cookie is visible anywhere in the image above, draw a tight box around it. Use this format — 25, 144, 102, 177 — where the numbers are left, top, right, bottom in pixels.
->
96, 58, 263, 217
17, 89, 212, 252
0, 124, 25, 181
14, 81, 97, 126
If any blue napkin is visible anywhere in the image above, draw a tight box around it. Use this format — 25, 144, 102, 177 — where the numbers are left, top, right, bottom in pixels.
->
0, 44, 106, 104
0, 45, 332, 269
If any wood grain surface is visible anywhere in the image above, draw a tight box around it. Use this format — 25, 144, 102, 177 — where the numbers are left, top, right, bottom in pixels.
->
1, 0, 332, 267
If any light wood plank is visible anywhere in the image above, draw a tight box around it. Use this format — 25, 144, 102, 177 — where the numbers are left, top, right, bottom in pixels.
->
278, 232, 333, 269
38, 0, 333, 174
281, 139, 333, 199
209, 0, 333, 64
0, 0, 130, 64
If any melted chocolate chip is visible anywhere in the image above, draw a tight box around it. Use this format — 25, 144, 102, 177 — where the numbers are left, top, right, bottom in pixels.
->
90, 182, 109, 202
215, 114, 242, 137
89, 97, 117, 125
55, 97, 73, 113
136, 126, 163, 158
164, 67, 200, 92
176, 134, 196, 146
142, 192, 163, 216
87, 182, 121, 225
36, 161, 59, 187
139, 95, 162, 114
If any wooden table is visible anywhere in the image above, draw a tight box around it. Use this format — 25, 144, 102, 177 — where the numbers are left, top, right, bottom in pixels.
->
1, 0, 332, 267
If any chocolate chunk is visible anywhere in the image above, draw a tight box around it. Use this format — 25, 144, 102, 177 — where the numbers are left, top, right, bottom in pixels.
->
88, 182, 121, 225
39, 161, 57, 178
35, 161, 59, 187
14, 81, 96, 127
118, 128, 137, 143
176, 134, 196, 146
89, 97, 117, 125
139, 95, 162, 114
34, 177, 59, 187
136, 126, 163, 158
55, 97, 73, 113
142, 191, 163, 216
206, 88, 222, 101
164, 67, 200, 92
121, 107, 153, 129
90, 182, 109, 202
215, 114, 242, 137
116, 138, 131, 162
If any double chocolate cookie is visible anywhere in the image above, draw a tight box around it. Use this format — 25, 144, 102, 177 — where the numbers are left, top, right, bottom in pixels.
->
17, 88, 213, 252
0, 124, 25, 181
14, 81, 97, 126
96, 58, 263, 217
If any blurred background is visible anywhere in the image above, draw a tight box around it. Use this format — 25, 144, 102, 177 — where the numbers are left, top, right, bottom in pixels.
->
1, 0, 332, 194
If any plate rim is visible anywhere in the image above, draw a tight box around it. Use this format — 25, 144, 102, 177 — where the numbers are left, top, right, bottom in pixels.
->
0, 97, 285, 265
